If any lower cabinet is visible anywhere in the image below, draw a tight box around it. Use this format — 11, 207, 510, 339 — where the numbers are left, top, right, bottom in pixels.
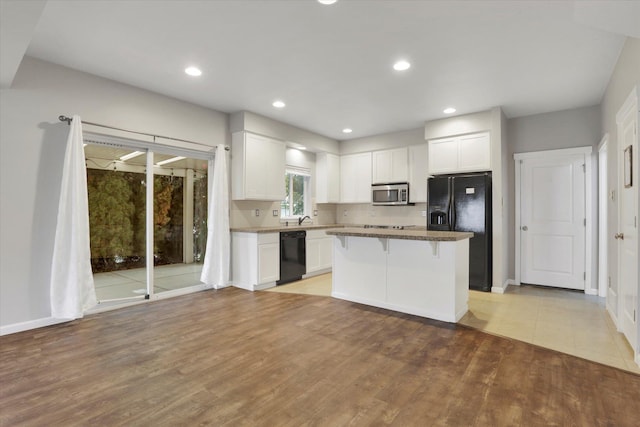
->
232, 232, 280, 291
305, 229, 333, 275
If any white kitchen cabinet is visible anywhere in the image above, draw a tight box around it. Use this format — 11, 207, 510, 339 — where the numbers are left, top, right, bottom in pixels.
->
232, 131, 286, 201
372, 147, 408, 184
408, 143, 428, 203
340, 152, 372, 203
330, 234, 470, 323
232, 232, 280, 291
305, 229, 332, 275
428, 132, 490, 174
458, 133, 491, 172
316, 152, 340, 203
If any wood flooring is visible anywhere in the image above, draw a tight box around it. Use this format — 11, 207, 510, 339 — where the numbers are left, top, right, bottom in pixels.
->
1, 288, 639, 426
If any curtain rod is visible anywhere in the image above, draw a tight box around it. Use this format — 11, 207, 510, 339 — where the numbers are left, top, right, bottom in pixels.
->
58, 115, 230, 151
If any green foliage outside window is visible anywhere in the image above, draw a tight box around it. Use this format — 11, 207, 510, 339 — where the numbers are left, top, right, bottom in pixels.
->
87, 169, 186, 273
281, 172, 306, 217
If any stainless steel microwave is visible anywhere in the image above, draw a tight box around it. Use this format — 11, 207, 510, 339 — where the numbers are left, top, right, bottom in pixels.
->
372, 183, 410, 206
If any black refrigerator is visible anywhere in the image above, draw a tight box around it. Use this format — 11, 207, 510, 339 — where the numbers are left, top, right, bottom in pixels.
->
427, 172, 492, 292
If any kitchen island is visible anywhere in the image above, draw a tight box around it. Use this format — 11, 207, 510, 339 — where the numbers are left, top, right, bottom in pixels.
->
325, 227, 473, 323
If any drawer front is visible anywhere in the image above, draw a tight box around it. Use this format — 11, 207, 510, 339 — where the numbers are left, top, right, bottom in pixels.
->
306, 229, 328, 240
258, 232, 279, 245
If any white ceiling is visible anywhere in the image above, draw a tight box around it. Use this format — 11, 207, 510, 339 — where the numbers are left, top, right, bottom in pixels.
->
10, 1, 639, 140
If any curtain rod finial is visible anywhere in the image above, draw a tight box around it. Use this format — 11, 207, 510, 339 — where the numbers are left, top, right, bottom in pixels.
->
59, 115, 72, 125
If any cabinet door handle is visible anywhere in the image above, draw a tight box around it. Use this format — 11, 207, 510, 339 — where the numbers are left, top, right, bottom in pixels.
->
614, 233, 624, 240
521, 225, 528, 231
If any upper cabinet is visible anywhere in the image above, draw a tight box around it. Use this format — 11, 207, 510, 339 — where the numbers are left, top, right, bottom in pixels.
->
408, 144, 428, 203
316, 152, 340, 203
232, 131, 285, 201
340, 152, 372, 203
372, 147, 409, 184
428, 132, 491, 175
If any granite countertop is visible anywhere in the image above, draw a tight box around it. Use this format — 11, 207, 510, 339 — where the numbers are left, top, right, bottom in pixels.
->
324, 227, 473, 242
231, 224, 344, 233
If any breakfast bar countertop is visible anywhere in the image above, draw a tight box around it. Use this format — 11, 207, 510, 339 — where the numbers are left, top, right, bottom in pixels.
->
325, 227, 473, 241
230, 224, 344, 233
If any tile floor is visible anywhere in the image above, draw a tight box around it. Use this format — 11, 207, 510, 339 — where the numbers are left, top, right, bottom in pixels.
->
93, 263, 204, 301
266, 273, 640, 374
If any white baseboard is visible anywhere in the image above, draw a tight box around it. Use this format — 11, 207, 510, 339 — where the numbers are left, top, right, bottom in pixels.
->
491, 279, 515, 294
584, 288, 598, 296
0, 317, 69, 336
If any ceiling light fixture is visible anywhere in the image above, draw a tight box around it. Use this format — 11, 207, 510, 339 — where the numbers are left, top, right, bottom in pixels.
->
342, 128, 353, 134
272, 100, 286, 108
443, 107, 456, 114
185, 66, 202, 77
156, 156, 186, 166
298, 146, 307, 150
119, 151, 144, 161
393, 60, 411, 71
318, 0, 337, 4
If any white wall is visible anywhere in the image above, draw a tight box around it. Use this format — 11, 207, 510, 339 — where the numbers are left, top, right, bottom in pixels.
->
231, 111, 339, 154
506, 105, 602, 290
0, 57, 229, 328
340, 127, 425, 155
599, 37, 640, 356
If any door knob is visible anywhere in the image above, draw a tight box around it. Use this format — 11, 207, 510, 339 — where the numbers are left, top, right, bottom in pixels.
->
614, 233, 624, 240
521, 226, 528, 231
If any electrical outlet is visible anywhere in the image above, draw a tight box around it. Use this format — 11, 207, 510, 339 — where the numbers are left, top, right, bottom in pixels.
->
254, 209, 260, 217
313, 210, 318, 217
343, 210, 348, 217
272, 210, 279, 216
421, 210, 427, 217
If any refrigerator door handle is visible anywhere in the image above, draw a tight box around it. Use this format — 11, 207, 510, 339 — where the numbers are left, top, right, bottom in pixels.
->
448, 178, 455, 231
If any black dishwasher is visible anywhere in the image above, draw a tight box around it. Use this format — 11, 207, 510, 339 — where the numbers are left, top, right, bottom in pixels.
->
277, 230, 306, 285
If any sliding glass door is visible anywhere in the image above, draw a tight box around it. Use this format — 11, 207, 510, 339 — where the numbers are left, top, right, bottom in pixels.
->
152, 152, 208, 295
84, 139, 210, 303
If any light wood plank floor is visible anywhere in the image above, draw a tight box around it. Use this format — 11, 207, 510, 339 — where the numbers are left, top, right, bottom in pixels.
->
1, 287, 639, 426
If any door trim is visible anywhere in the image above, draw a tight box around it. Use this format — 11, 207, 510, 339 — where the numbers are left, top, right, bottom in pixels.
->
514, 146, 593, 291
615, 85, 639, 363
598, 135, 609, 299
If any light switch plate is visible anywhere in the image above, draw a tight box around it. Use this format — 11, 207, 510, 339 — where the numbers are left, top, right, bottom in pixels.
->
313, 210, 318, 216
272, 210, 279, 216
421, 210, 427, 217
254, 209, 260, 217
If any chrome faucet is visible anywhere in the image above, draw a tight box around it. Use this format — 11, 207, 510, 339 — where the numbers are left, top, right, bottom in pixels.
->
298, 215, 311, 226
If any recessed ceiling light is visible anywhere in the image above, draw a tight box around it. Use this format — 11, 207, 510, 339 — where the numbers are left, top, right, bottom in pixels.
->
393, 60, 411, 71
443, 107, 456, 114
185, 66, 202, 77
342, 128, 353, 134
318, 0, 337, 4
272, 100, 286, 108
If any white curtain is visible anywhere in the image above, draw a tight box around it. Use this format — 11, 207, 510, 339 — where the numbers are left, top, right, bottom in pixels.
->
50, 115, 97, 319
200, 144, 230, 288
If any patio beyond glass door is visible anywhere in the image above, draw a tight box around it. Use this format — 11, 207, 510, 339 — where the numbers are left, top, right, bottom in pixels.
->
153, 152, 208, 295
85, 141, 209, 303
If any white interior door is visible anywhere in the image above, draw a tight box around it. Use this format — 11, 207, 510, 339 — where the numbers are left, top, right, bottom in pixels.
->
518, 152, 586, 290
616, 88, 638, 353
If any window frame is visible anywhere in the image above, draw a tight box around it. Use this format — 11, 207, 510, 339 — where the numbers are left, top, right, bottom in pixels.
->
281, 166, 311, 221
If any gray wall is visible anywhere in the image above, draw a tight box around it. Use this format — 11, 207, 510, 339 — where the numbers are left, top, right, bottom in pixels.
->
506, 105, 602, 283
599, 37, 640, 318
0, 57, 229, 327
